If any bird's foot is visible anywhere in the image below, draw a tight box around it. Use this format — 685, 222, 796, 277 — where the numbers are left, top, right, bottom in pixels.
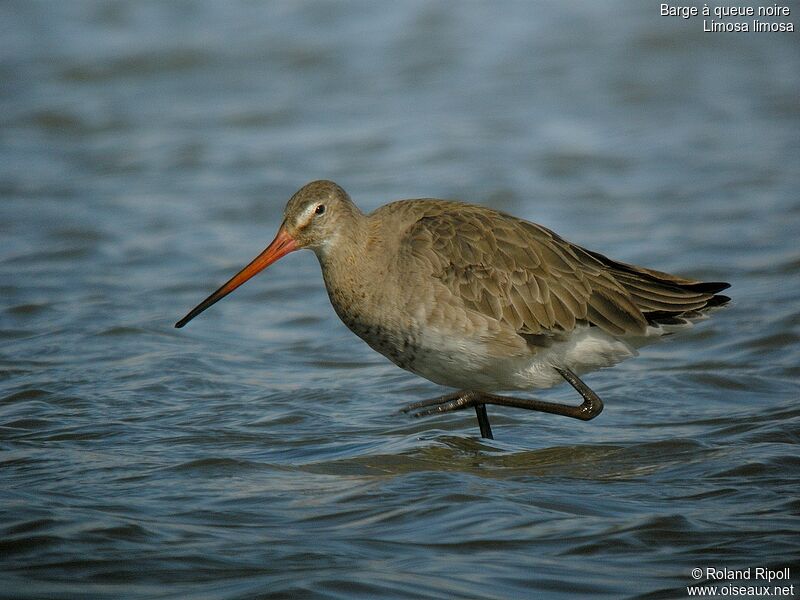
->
399, 390, 480, 417
400, 391, 493, 439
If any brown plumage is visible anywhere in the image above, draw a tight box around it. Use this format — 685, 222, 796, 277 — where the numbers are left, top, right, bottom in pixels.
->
176, 180, 730, 439
392, 199, 728, 337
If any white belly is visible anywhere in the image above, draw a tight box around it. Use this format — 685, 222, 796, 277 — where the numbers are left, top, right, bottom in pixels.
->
401, 324, 644, 392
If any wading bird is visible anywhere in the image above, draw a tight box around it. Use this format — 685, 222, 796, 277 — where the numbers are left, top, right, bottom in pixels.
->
176, 181, 730, 439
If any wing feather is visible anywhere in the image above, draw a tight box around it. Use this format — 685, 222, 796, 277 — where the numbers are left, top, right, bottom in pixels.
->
396, 202, 727, 340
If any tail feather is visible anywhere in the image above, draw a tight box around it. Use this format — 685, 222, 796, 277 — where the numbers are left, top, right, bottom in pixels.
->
681, 281, 731, 294
582, 248, 731, 327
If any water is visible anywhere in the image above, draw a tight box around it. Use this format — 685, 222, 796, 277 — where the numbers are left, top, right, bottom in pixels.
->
2, 1, 799, 598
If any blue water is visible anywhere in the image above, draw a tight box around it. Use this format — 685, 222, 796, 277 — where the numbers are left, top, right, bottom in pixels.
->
2, 2, 799, 598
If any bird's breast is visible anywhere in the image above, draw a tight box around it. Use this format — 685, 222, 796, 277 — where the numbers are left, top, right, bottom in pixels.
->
321, 264, 423, 371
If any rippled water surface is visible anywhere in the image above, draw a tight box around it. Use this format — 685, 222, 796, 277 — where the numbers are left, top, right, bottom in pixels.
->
2, 2, 799, 598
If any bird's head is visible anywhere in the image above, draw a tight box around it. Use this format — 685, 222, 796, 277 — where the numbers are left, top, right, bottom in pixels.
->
175, 180, 359, 328
282, 180, 359, 255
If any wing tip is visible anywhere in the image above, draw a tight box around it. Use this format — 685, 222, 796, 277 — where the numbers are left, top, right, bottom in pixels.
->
684, 280, 731, 294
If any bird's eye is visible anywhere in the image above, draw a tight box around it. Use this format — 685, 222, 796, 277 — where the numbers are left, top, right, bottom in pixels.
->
315, 204, 326, 215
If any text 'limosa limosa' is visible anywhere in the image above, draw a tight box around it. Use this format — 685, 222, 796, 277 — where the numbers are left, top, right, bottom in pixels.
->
176, 181, 730, 439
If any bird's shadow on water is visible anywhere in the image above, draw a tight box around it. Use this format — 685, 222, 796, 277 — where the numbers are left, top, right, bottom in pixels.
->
299, 432, 713, 482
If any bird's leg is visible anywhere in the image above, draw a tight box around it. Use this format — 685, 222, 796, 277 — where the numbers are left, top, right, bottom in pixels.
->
552, 367, 604, 420
474, 404, 493, 439
400, 367, 603, 438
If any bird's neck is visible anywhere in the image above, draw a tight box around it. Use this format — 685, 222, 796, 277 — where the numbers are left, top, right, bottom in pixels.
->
315, 216, 386, 323
314, 210, 369, 267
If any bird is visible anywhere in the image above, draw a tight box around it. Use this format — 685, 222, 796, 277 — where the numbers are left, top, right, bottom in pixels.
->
176, 180, 730, 439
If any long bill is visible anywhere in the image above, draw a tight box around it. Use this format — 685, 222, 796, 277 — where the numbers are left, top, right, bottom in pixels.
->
175, 225, 298, 328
